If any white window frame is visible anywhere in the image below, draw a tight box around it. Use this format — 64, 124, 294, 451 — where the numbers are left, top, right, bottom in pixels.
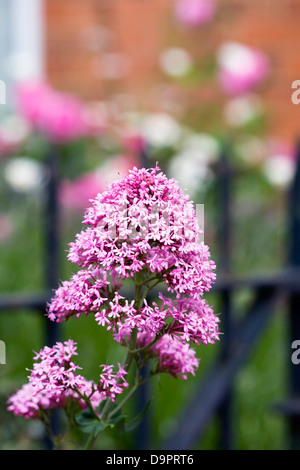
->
0, 0, 45, 107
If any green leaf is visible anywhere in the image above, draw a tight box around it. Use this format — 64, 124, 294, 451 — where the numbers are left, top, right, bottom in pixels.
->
109, 413, 127, 427
75, 409, 108, 436
114, 416, 126, 435
118, 400, 152, 435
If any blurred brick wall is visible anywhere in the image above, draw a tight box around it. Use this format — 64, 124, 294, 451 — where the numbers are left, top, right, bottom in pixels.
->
45, 0, 300, 144
45, 0, 171, 99
217, 0, 300, 144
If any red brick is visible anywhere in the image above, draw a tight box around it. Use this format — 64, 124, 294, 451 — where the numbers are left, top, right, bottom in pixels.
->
43, 0, 300, 143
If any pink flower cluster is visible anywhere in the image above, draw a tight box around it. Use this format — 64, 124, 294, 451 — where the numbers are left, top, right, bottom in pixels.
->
99, 291, 219, 348
7, 340, 128, 419
151, 334, 199, 380
121, 330, 200, 380
15, 81, 104, 143
99, 364, 129, 402
48, 166, 219, 353
47, 267, 110, 323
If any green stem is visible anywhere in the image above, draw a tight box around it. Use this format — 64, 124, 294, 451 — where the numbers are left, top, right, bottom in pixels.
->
84, 432, 100, 450
41, 410, 57, 448
73, 387, 100, 421
130, 323, 172, 355
134, 270, 143, 306
108, 382, 139, 421
107, 375, 149, 421
100, 327, 138, 423
100, 271, 144, 423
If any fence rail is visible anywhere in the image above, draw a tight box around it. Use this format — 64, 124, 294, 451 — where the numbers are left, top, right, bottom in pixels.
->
162, 286, 279, 450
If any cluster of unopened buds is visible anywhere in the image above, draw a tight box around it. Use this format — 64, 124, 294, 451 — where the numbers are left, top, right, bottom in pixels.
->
7, 165, 220, 449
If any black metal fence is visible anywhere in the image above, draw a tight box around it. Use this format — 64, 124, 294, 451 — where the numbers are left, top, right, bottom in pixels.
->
1, 141, 300, 450
161, 143, 300, 450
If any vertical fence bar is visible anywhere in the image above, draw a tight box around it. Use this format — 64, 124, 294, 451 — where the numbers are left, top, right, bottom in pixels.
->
43, 143, 61, 446
287, 139, 300, 449
44, 143, 60, 346
134, 365, 151, 450
217, 142, 234, 450
140, 142, 150, 170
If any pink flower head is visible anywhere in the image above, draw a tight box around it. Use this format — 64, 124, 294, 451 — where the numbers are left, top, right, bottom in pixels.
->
7, 383, 60, 419
15, 81, 104, 143
48, 166, 219, 349
98, 363, 129, 402
174, 0, 217, 28
118, 331, 200, 380
6, 340, 129, 419
7, 379, 104, 420
217, 42, 270, 95
47, 267, 109, 322
7, 340, 104, 418
151, 334, 199, 380
28, 340, 85, 395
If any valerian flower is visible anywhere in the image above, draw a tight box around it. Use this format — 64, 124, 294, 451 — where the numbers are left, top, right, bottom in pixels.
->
7, 340, 128, 419
47, 166, 219, 359
7, 166, 220, 447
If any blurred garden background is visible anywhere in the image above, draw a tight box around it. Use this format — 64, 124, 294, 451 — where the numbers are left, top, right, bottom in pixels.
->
1, 0, 300, 450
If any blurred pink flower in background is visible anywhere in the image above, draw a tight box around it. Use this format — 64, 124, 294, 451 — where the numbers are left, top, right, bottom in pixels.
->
60, 155, 137, 211
217, 42, 270, 95
263, 139, 296, 188
60, 172, 105, 211
82, 101, 107, 137
121, 130, 146, 157
174, 0, 217, 28
0, 214, 13, 243
0, 115, 30, 156
15, 81, 105, 143
223, 94, 264, 128
267, 139, 296, 163
99, 154, 138, 186
0, 132, 20, 156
